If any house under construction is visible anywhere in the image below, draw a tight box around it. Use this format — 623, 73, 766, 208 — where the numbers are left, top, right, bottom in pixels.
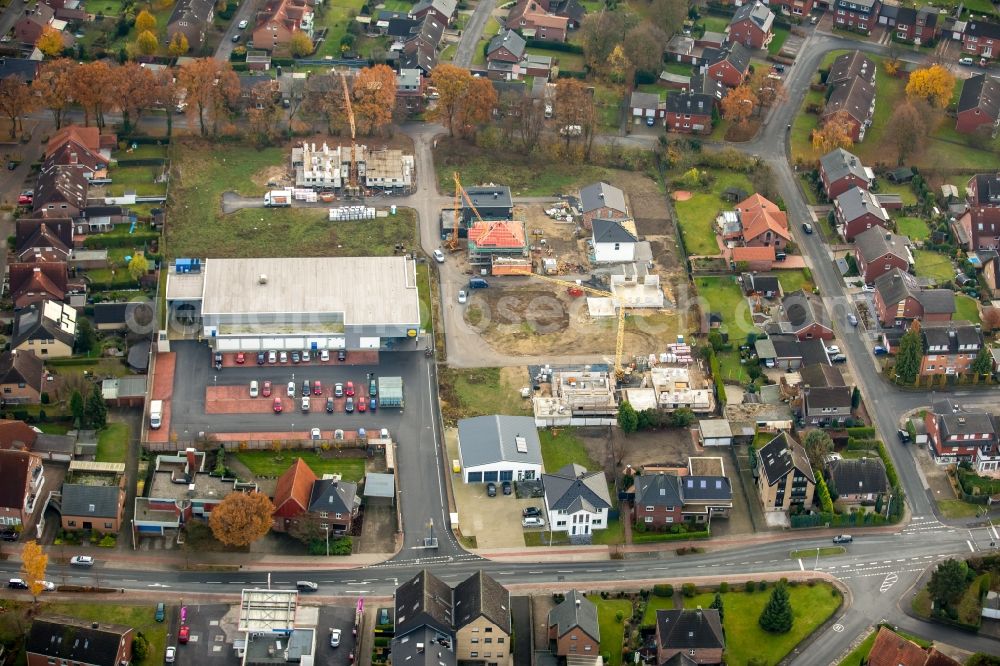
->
532, 367, 618, 427
291, 142, 415, 193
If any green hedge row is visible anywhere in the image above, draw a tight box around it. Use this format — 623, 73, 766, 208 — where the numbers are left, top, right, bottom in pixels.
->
525, 38, 583, 54
84, 231, 159, 249
631, 529, 710, 543
847, 437, 880, 451
791, 511, 890, 528
709, 351, 727, 406
815, 472, 834, 513
875, 441, 899, 489
46, 357, 100, 367
115, 158, 167, 167
845, 427, 876, 439
118, 136, 171, 145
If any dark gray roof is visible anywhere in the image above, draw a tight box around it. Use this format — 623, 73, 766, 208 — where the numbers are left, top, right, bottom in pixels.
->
92, 302, 129, 325
966, 20, 1000, 41
307, 478, 358, 515
746, 274, 780, 294
819, 148, 868, 184
453, 570, 510, 633
0, 57, 39, 82
542, 464, 611, 514
592, 218, 637, 244
413, 0, 457, 17
391, 625, 456, 666
828, 51, 876, 87
731, 1, 774, 32
60, 483, 121, 519
548, 590, 599, 641
922, 323, 983, 353
971, 173, 1000, 206
836, 187, 888, 223
464, 185, 513, 212
958, 74, 1000, 119
874, 268, 919, 305
804, 386, 852, 410
630, 91, 660, 110
678, 475, 732, 502
664, 91, 714, 114
689, 74, 727, 101
783, 290, 829, 333
580, 182, 627, 214
825, 75, 877, 125
11, 302, 75, 350
827, 458, 889, 495
656, 609, 724, 651
704, 42, 751, 74
26, 615, 131, 663
488, 29, 526, 59
854, 227, 910, 264
757, 432, 815, 486
386, 16, 421, 38
799, 363, 845, 388
457, 415, 542, 468
933, 399, 997, 439
395, 570, 455, 638
634, 473, 683, 507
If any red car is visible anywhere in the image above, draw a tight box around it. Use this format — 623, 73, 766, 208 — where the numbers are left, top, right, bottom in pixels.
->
262, 380, 272, 397
17, 192, 32, 205
358, 397, 367, 413
345, 381, 355, 397
178, 626, 190, 644
313, 380, 322, 396
272, 398, 283, 413
235, 352, 245, 364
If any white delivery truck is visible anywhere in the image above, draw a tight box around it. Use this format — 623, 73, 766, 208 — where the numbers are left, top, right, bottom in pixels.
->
264, 189, 292, 207
149, 400, 163, 429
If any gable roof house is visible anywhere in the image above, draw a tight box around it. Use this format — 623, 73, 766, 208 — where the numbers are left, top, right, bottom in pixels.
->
655, 608, 725, 666
60, 474, 127, 534
827, 51, 876, 88
14, 218, 72, 263
834, 186, 890, 240
782, 290, 834, 341
853, 227, 913, 284
819, 148, 874, 200
33, 164, 89, 219
630, 91, 663, 126
271, 457, 318, 532
399, 16, 445, 74
0, 449, 44, 529
826, 457, 889, 504
44, 126, 114, 178
0, 350, 45, 405
703, 42, 752, 88
632, 466, 733, 529
487, 29, 526, 65
15, 2, 55, 46
9, 262, 68, 309
547, 591, 600, 657
823, 75, 877, 142
961, 20, 1000, 57
453, 570, 513, 664
412, 0, 457, 26
800, 362, 852, 426
736, 193, 790, 249
11, 300, 76, 359
884, 5, 938, 44
0, 57, 40, 83
167, 0, 216, 51
833, 0, 881, 34
866, 626, 961, 666
308, 475, 360, 533
924, 398, 997, 464
542, 464, 612, 540
252, 0, 315, 52
919, 322, 984, 378
580, 182, 628, 227
505, 0, 569, 42
957, 74, 1000, 136
592, 218, 638, 263
26, 615, 134, 666
467, 220, 528, 265
727, 1, 775, 49
664, 90, 714, 135
457, 415, 543, 484
873, 268, 955, 326
0, 419, 39, 452
756, 432, 816, 512
960, 173, 1000, 251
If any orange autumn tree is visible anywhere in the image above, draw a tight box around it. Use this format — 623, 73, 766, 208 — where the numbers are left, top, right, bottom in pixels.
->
352, 64, 396, 135
811, 110, 854, 152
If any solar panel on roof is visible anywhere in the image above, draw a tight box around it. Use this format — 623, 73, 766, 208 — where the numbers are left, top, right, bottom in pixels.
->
515, 436, 528, 453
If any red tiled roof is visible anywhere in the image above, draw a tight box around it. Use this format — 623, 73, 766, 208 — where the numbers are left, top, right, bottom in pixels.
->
731, 245, 776, 262
738, 193, 790, 242
468, 220, 527, 249
0, 450, 38, 511
0, 419, 38, 451
867, 627, 934, 666
46, 126, 101, 154
272, 458, 317, 518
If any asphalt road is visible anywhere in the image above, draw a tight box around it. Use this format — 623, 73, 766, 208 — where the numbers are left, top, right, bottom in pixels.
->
214, 0, 265, 61
452, 0, 497, 69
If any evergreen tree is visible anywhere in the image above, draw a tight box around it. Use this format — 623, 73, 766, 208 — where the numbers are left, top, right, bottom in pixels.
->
617, 400, 638, 433
710, 591, 724, 623
69, 390, 85, 425
85, 384, 107, 429
851, 387, 861, 410
758, 584, 793, 633
971, 346, 993, 377
895, 321, 923, 385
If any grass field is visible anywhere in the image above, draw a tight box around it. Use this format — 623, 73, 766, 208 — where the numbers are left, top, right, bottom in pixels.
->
96, 422, 129, 463
590, 597, 632, 666
539, 428, 599, 472
913, 249, 954, 283
662, 61, 694, 77
439, 367, 531, 421
778, 269, 815, 295
672, 170, 754, 256
878, 182, 918, 206
416, 263, 432, 331
165, 141, 416, 258
699, 16, 730, 33
106, 165, 168, 197
234, 450, 366, 480
684, 584, 842, 666
41, 602, 168, 666
694, 276, 749, 330
315, 0, 367, 57
642, 594, 676, 625
590, 515, 624, 545
937, 498, 983, 518
955, 294, 981, 325
526, 46, 586, 72
768, 27, 790, 56
896, 216, 930, 241
838, 630, 877, 666
790, 546, 845, 559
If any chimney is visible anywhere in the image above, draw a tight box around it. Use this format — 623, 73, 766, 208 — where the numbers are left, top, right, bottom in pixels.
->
70, 152, 78, 165
186, 448, 198, 475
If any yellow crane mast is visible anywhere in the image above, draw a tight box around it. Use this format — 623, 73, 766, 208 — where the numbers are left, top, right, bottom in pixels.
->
446, 172, 487, 251
339, 71, 358, 193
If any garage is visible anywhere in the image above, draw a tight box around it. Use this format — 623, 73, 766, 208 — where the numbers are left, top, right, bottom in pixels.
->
457, 415, 544, 484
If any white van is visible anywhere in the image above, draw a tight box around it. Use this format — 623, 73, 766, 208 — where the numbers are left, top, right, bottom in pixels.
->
149, 400, 163, 429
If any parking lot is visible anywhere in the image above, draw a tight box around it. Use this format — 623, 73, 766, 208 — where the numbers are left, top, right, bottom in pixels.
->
316, 604, 359, 665
166, 603, 239, 665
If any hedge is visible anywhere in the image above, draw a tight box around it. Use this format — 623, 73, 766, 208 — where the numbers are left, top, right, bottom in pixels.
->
84, 231, 160, 249
117, 135, 170, 145
525, 38, 583, 53
709, 351, 727, 406
875, 441, 899, 488
791, 511, 890, 528
847, 437, 880, 451
652, 584, 673, 597
556, 70, 587, 79
815, 472, 834, 513
846, 427, 876, 439
114, 158, 167, 167
632, 529, 710, 543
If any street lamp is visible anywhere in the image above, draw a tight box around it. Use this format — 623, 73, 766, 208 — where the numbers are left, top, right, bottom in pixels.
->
323, 525, 330, 557
815, 546, 821, 570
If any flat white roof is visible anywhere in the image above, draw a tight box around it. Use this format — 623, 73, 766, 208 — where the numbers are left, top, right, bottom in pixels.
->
199, 257, 420, 326
238, 589, 298, 633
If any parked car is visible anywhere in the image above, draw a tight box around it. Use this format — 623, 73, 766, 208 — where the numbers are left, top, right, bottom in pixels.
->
330, 629, 342, 647
847, 313, 858, 326
214, 352, 223, 370
268, 350, 277, 363
458, 290, 467, 304
873, 345, 888, 356
522, 517, 545, 528
235, 352, 245, 364
178, 626, 190, 644
0, 531, 18, 542
522, 507, 542, 518
486, 482, 497, 497
70, 555, 94, 567
311, 428, 321, 440
338, 349, 347, 362
369, 377, 377, 396
302, 380, 310, 397
345, 397, 354, 413
645, 116, 655, 127
287, 382, 296, 397
959, 56, 975, 65
897, 428, 911, 443
301, 396, 311, 412
826, 345, 840, 355
370, 396, 377, 412
166, 646, 176, 663
358, 397, 367, 413
279, 351, 288, 363
861, 284, 875, 293
802, 222, 813, 234
17, 191, 32, 205
320, 350, 330, 362
313, 380, 322, 395
262, 380, 272, 397
326, 397, 335, 413
380, 428, 389, 440
335, 383, 344, 397
273, 398, 283, 413
772, 64, 785, 73
502, 481, 512, 495
291, 351, 300, 364
155, 603, 165, 622
831, 353, 847, 364
832, 534, 853, 544
232, 33, 240, 42
257, 352, 266, 365
7, 578, 27, 589
302, 350, 311, 363
249, 381, 259, 398
433, 249, 445, 263
345, 381, 355, 396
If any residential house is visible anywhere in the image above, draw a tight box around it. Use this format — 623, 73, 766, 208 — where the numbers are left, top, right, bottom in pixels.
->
873, 268, 955, 327
866, 626, 961, 666
800, 363, 852, 426
924, 398, 996, 463
487, 29, 526, 65
485, 34, 551, 81
505, 0, 569, 42
961, 173, 1000, 250
728, 1, 775, 49
271, 457, 317, 532
14, 218, 72, 263
919, 322, 984, 377
743, 273, 781, 299
399, 16, 445, 75
0, 350, 45, 405
956, 74, 1000, 135
755, 335, 831, 370
11, 300, 76, 359
546, 0, 585, 29
542, 464, 611, 540
592, 218, 638, 263
167, 0, 216, 51
698, 419, 734, 447
0, 449, 44, 529
823, 75, 877, 142
467, 221, 528, 266
412, 0, 457, 26
630, 91, 663, 126
0, 419, 39, 451
690, 73, 728, 103
664, 91, 714, 134
397, 68, 426, 115
819, 148, 873, 200
239, 74, 281, 110
0, 57, 40, 83
772, 0, 814, 18
655, 609, 725, 666
736, 193, 789, 249
15, 3, 55, 46
457, 415, 543, 483
9, 263, 68, 309
462, 186, 514, 223
756, 432, 816, 512
703, 42, 752, 88
853, 227, 913, 284
834, 187, 890, 240
826, 457, 889, 504
833, 0, 881, 33
731, 245, 776, 270
962, 20, 1000, 57
827, 50, 876, 88
33, 164, 89, 218
579, 182, 628, 228
25, 616, 133, 666
252, 0, 314, 52
308, 475, 360, 534
884, 5, 939, 44
632, 466, 733, 528
60, 475, 127, 534
547, 591, 600, 657
782, 290, 834, 340
44, 125, 114, 179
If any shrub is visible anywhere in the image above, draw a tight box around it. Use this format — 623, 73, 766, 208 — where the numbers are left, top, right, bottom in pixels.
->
745, 580, 756, 593
654, 584, 674, 598
718, 582, 729, 593
682, 583, 696, 598
758, 580, 768, 590
614, 610, 624, 623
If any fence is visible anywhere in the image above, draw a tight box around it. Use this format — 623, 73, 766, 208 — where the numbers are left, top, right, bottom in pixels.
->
143, 437, 381, 453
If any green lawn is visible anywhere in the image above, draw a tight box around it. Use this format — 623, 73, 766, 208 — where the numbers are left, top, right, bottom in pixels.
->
778, 269, 815, 295
789, 546, 845, 559
590, 513, 624, 545
912, 249, 954, 283
165, 141, 416, 258
118, 144, 168, 160
440, 43, 457, 61
879, 182, 918, 206
96, 422, 129, 463
539, 428, 599, 473
380, 0, 413, 9
684, 584, 842, 666
593, 83, 624, 130
838, 630, 877, 666
717, 350, 750, 384
642, 594, 676, 626
693, 276, 748, 330
416, 262, 432, 331
590, 597, 632, 666
937, 499, 983, 518
955, 294, 981, 325
699, 16, 730, 33
439, 367, 531, 421
234, 451, 366, 481
315, 0, 367, 57
672, 170, 754, 256
662, 61, 694, 77
106, 165, 168, 197
526, 46, 586, 72
896, 216, 930, 241
768, 27, 790, 56
43, 602, 168, 666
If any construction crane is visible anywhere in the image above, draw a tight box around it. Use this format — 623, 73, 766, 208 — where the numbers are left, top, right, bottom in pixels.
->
446, 172, 487, 252
511, 270, 630, 381
339, 71, 359, 196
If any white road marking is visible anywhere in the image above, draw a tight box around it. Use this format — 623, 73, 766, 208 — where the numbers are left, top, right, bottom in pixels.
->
968, 540, 976, 552
798, 559, 804, 571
